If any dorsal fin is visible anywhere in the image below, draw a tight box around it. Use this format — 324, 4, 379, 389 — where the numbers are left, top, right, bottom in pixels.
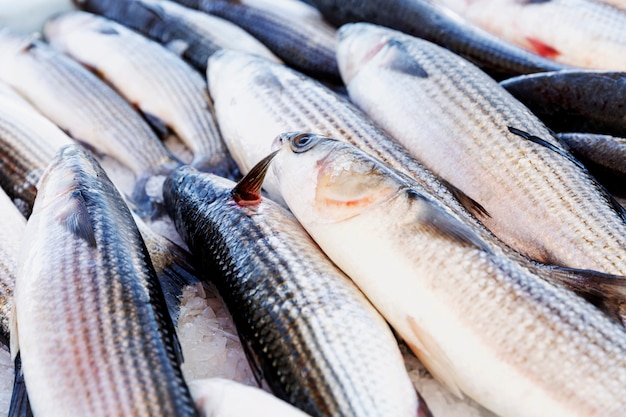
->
508, 126, 585, 170
439, 178, 490, 218
232, 150, 278, 206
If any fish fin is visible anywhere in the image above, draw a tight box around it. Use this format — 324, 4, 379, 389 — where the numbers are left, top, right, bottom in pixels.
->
387, 40, 429, 78
97, 26, 120, 36
508, 126, 586, 170
143, 112, 171, 139
59, 191, 97, 247
165, 39, 191, 57
407, 189, 492, 254
405, 316, 464, 398
8, 353, 33, 417
440, 178, 490, 218
18, 34, 41, 54
525, 37, 559, 59
232, 151, 278, 206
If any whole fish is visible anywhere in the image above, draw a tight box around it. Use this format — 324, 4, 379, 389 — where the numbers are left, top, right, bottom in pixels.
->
173, 0, 340, 81
500, 70, 626, 138
44, 11, 237, 178
73, 0, 279, 72
435, 0, 626, 69
337, 23, 626, 280
0, 28, 180, 216
269, 131, 626, 417
557, 132, 626, 199
12, 144, 199, 417
305, 0, 569, 79
163, 162, 427, 417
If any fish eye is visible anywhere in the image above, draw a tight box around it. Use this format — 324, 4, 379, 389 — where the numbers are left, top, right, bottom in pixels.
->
290, 133, 317, 153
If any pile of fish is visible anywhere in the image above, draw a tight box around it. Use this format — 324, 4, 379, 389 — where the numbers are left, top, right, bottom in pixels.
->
1, 0, 626, 416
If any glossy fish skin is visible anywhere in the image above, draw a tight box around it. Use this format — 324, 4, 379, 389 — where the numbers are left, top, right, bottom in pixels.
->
164, 165, 424, 417
0, 84, 74, 217
173, 0, 340, 81
0, 28, 180, 216
435, 0, 626, 70
0, 189, 26, 347
500, 70, 626, 138
270, 132, 626, 417
13, 144, 198, 417
74, 0, 279, 72
337, 23, 626, 279
44, 11, 237, 178
556, 132, 626, 199
305, 0, 569, 79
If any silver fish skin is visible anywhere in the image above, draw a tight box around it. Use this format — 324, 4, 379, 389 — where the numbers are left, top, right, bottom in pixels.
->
434, 0, 626, 70
0, 28, 180, 216
12, 144, 199, 417
43, 11, 237, 178
270, 132, 626, 417
305, 0, 569, 79
0, 188, 26, 347
0, 84, 74, 217
337, 23, 626, 277
173, 0, 340, 81
163, 164, 425, 417
73, 0, 279, 72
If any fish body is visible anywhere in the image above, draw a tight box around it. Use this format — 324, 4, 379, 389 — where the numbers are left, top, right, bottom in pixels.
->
13, 144, 198, 417
305, 0, 569, 78
0, 28, 180, 215
44, 11, 236, 177
337, 23, 626, 277
435, 0, 626, 69
500, 70, 626, 138
174, 0, 339, 81
74, 0, 279, 72
270, 132, 626, 417
164, 165, 424, 417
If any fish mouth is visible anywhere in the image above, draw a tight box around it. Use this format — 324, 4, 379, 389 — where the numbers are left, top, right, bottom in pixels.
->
337, 23, 390, 84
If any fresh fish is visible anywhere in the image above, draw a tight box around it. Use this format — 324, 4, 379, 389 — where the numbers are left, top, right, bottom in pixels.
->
44, 11, 237, 178
435, 0, 626, 69
500, 70, 626, 138
0, 189, 25, 347
556, 132, 626, 199
0, 83, 74, 217
337, 23, 626, 280
163, 162, 427, 417
73, 0, 279, 72
12, 144, 199, 417
305, 0, 569, 79
0, 28, 181, 216
0, 0, 75, 32
270, 131, 626, 417
188, 378, 312, 417
172, 0, 340, 81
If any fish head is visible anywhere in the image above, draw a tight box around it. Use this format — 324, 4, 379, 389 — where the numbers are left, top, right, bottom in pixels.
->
337, 23, 429, 84
271, 132, 402, 225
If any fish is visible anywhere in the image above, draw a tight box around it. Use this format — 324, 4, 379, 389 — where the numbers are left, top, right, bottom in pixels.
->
434, 0, 626, 69
269, 131, 626, 417
72, 0, 279, 72
304, 0, 569, 79
163, 162, 427, 417
43, 11, 238, 178
0, 28, 181, 217
336, 23, 626, 280
500, 70, 626, 138
11, 144, 199, 417
172, 0, 340, 81
556, 132, 626, 199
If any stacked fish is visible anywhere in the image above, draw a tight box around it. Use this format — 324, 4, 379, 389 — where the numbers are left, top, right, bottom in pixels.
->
0, 0, 626, 416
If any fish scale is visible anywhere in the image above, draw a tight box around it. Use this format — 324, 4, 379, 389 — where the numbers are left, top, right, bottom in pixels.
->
164, 166, 422, 417
338, 23, 626, 277
270, 132, 626, 417
14, 145, 198, 417
44, 11, 232, 175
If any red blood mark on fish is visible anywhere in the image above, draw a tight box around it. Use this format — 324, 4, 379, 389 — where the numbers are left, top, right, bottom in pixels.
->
525, 37, 560, 59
